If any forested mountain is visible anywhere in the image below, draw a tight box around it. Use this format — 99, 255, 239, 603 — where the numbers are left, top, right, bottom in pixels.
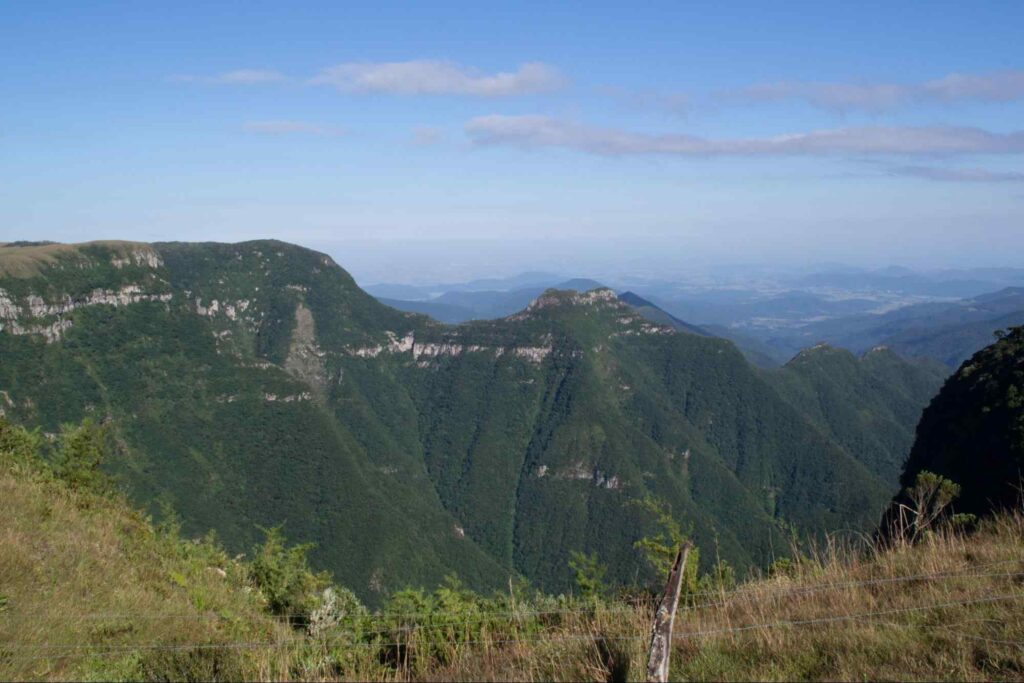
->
897, 326, 1024, 516
616, 291, 710, 337
0, 239, 943, 603
767, 345, 946, 486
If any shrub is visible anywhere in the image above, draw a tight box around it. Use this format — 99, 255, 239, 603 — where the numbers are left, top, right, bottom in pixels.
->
630, 495, 700, 592
53, 418, 111, 492
568, 551, 607, 601
903, 470, 961, 539
248, 525, 330, 624
0, 417, 41, 471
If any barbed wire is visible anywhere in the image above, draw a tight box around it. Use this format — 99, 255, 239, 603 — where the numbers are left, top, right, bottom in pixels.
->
742, 610, 1024, 654
3, 559, 1018, 627
4, 566, 1022, 659
939, 630, 1024, 649
5, 590, 1022, 664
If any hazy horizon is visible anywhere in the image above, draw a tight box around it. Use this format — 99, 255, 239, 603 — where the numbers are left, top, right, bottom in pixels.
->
3, 2, 1023, 283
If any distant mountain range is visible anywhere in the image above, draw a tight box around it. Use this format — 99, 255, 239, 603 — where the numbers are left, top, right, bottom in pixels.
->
377, 278, 606, 323
0, 240, 947, 603
368, 266, 1024, 372
749, 287, 1024, 368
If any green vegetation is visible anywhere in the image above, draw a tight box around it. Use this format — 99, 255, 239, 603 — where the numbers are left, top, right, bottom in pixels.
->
0, 417, 289, 681
0, 239, 945, 604
898, 325, 1024, 517
3, 416, 1023, 681
767, 344, 946, 486
248, 526, 330, 622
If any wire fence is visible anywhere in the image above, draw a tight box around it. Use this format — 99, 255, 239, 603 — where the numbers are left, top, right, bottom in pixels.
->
4, 578, 1023, 665
4, 558, 1020, 627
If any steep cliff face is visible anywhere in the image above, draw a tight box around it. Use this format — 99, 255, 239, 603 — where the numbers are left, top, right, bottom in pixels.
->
0, 239, 943, 600
896, 326, 1024, 516
0, 242, 172, 342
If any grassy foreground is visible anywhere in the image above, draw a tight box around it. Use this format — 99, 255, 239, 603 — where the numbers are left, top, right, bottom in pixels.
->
1, 421, 1022, 681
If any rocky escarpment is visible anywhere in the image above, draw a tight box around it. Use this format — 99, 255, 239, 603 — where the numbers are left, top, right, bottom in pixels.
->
344, 330, 559, 364
0, 241, 171, 342
0, 285, 173, 342
342, 288, 676, 365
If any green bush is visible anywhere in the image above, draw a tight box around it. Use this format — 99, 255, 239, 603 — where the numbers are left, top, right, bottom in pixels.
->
248, 525, 330, 624
568, 551, 607, 601
54, 418, 111, 491
0, 417, 41, 470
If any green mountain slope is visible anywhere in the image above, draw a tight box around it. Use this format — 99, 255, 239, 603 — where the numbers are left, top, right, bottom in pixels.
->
0, 239, 944, 600
0, 240, 507, 603
0, 419, 291, 682
767, 344, 947, 485
897, 326, 1024, 516
617, 291, 710, 336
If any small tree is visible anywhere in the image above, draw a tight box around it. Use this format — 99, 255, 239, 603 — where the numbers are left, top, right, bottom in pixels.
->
307, 585, 367, 637
54, 419, 109, 491
0, 417, 42, 469
698, 558, 736, 594
567, 551, 607, 601
630, 495, 700, 592
248, 525, 330, 623
903, 470, 961, 539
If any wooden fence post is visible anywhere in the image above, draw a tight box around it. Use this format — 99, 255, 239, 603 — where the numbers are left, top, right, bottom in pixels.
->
646, 542, 691, 683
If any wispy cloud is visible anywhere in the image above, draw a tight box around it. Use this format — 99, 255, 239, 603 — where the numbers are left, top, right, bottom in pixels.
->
308, 60, 566, 96
243, 120, 345, 136
728, 69, 1024, 112
465, 115, 1024, 157
172, 69, 286, 85
888, 165, 1024, 182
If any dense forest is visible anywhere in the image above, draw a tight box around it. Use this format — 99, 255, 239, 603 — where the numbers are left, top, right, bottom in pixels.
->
0, 240, 945, 602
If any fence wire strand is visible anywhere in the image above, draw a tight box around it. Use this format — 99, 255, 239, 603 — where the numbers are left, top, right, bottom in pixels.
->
5, 590, 1022, 664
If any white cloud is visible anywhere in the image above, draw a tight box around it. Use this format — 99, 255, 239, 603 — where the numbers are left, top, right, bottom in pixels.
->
308, 60, 566, 96
922, 70, 1024, 102
243, 120, 345, 136
172, 69, 286, 85
888, 165, 1024, 182
465, 115, 1024, 157
730, 69, 1024, 112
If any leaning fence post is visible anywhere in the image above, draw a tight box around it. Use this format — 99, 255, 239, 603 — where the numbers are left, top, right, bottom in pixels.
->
646, 542, 691, 683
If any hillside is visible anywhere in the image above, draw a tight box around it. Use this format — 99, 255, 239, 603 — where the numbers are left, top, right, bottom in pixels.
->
0, 240, 508, 603
0, 419, 291, 682
617, 291, 709, 337
768, 344, 947, 486
897, 325, 1024, 516
4, 422, 1022, 681
0, 239, 944, 602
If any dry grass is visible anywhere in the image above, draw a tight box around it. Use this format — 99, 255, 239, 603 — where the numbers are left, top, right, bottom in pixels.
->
338, 516, 1024, 682
2, 456, 1022, 681
0, 467, 289, 681
671, 518, 1024, 681
0, 241, 153, 278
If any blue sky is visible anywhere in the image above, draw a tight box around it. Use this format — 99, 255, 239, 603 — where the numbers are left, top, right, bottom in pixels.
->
2, 1, 1023, 283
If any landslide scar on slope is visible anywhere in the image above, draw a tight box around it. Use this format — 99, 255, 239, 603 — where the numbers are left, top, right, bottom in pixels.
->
284, 302, 327, 393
